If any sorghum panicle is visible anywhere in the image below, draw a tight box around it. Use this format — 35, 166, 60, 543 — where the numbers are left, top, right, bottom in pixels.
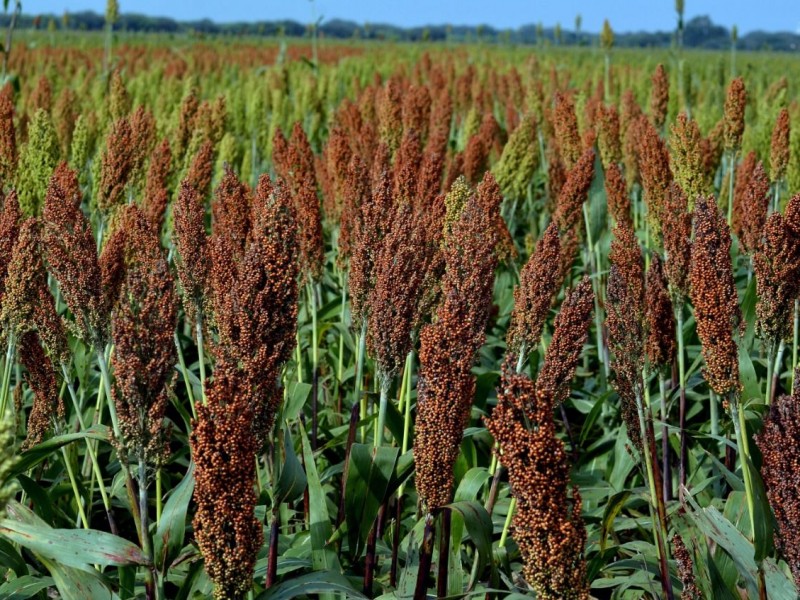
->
393, 129, 423, 204
96, 116, 134, 216
732, 151, 757, 245
1, 218, 69, 366
142, 138, 172, 231
770, 107, 791, 184
553, 92, 582, 170
690, 196, 741, 396
173, 180, 210, 327
662, 183, 693, 305
753, 194, 800, 344
605, 162, 632, 228
606, 223, 645, 449
723, 77, 746, 153
210, 175, 299, 445
42, 163, 109, 347
645, 255, 676, 370
0, 190, 21, 299
185, 139, 216, 202
669, 112, 706, 205
649, 64, 669, 132
597, 104, 622, 168
672, 535, 702, 600
414, 192, 498, 511
273, 123, 324, 279
506, 222, 561, 356
111, 206, 178, 465
736, 160, 769, 255
535, 276, 594, 407
0, 83, 18, 184
191, 366, 262, 600
212, 164, 252, 260
485, 362, 588, 600
20, 331, 63, 449
367, 201, 427, 381
637, 116, 672, 242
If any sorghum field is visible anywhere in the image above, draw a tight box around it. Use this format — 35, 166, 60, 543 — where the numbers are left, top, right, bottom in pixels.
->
2, 16, 800, 600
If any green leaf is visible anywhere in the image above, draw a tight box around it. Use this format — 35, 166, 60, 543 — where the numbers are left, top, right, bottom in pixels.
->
345, 443, 399, 558
0, 519, 148, 569
763, 557, 797, 598
685, 493, 762, 596
153, 461, 195, 572
275, 427, 307, 504
454, 467, 491, 503
11, 426, 110, 476
740, 276, 757, 349
254, 570, 367, 600
707, 548, 740, 600
609, 429, 635, 490
40, 556, 115, 600
0, 536, 28, 577
445, 501, 493, 575
580, 392, 608, 444
0, 575, 55, 599
738, 350, 759, 403
300, 423, 340, 572
16, 475, 58, 525
743, 454, 775, 562
283, 381, 312, 422
600, 490, 630, 551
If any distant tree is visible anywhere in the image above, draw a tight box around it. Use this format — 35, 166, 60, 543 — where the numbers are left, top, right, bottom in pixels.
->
62, 10, 69, 30
554, 22, 562, 45
422, 27, 430, 42
535, 21, 543, 47
575, 14, 582, 45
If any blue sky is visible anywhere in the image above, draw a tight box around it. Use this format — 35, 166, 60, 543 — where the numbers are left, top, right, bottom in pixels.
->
25, 1, 800, 34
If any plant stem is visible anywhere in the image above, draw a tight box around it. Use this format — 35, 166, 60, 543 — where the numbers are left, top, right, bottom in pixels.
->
676, 305, 688, 498
0, 335, 15, 418
266, 507, 280, 588
308, 283, 319, 448
61, 363, 114, 527
336, 402, 360, 529
765, 342, 776, 409
729, 395, 757, 540
710, 389, 721, 497
174, 332, 196, 419
659, 375, 671, 502
96, 346, 143, 540
583, 204, 607, 379
770, 340, 786, 405
637, 373, 674, 600
139, 460, 156, 600
413, 513, 436, 600
355, 320, 367, 443
375, 376, 390, 448
61, 445, 89, 529
437, 508, 452, 598
727, 151, 736, 226
155, 468, 162, 526
295, 333, 303, 384
499, 497, 515, 548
